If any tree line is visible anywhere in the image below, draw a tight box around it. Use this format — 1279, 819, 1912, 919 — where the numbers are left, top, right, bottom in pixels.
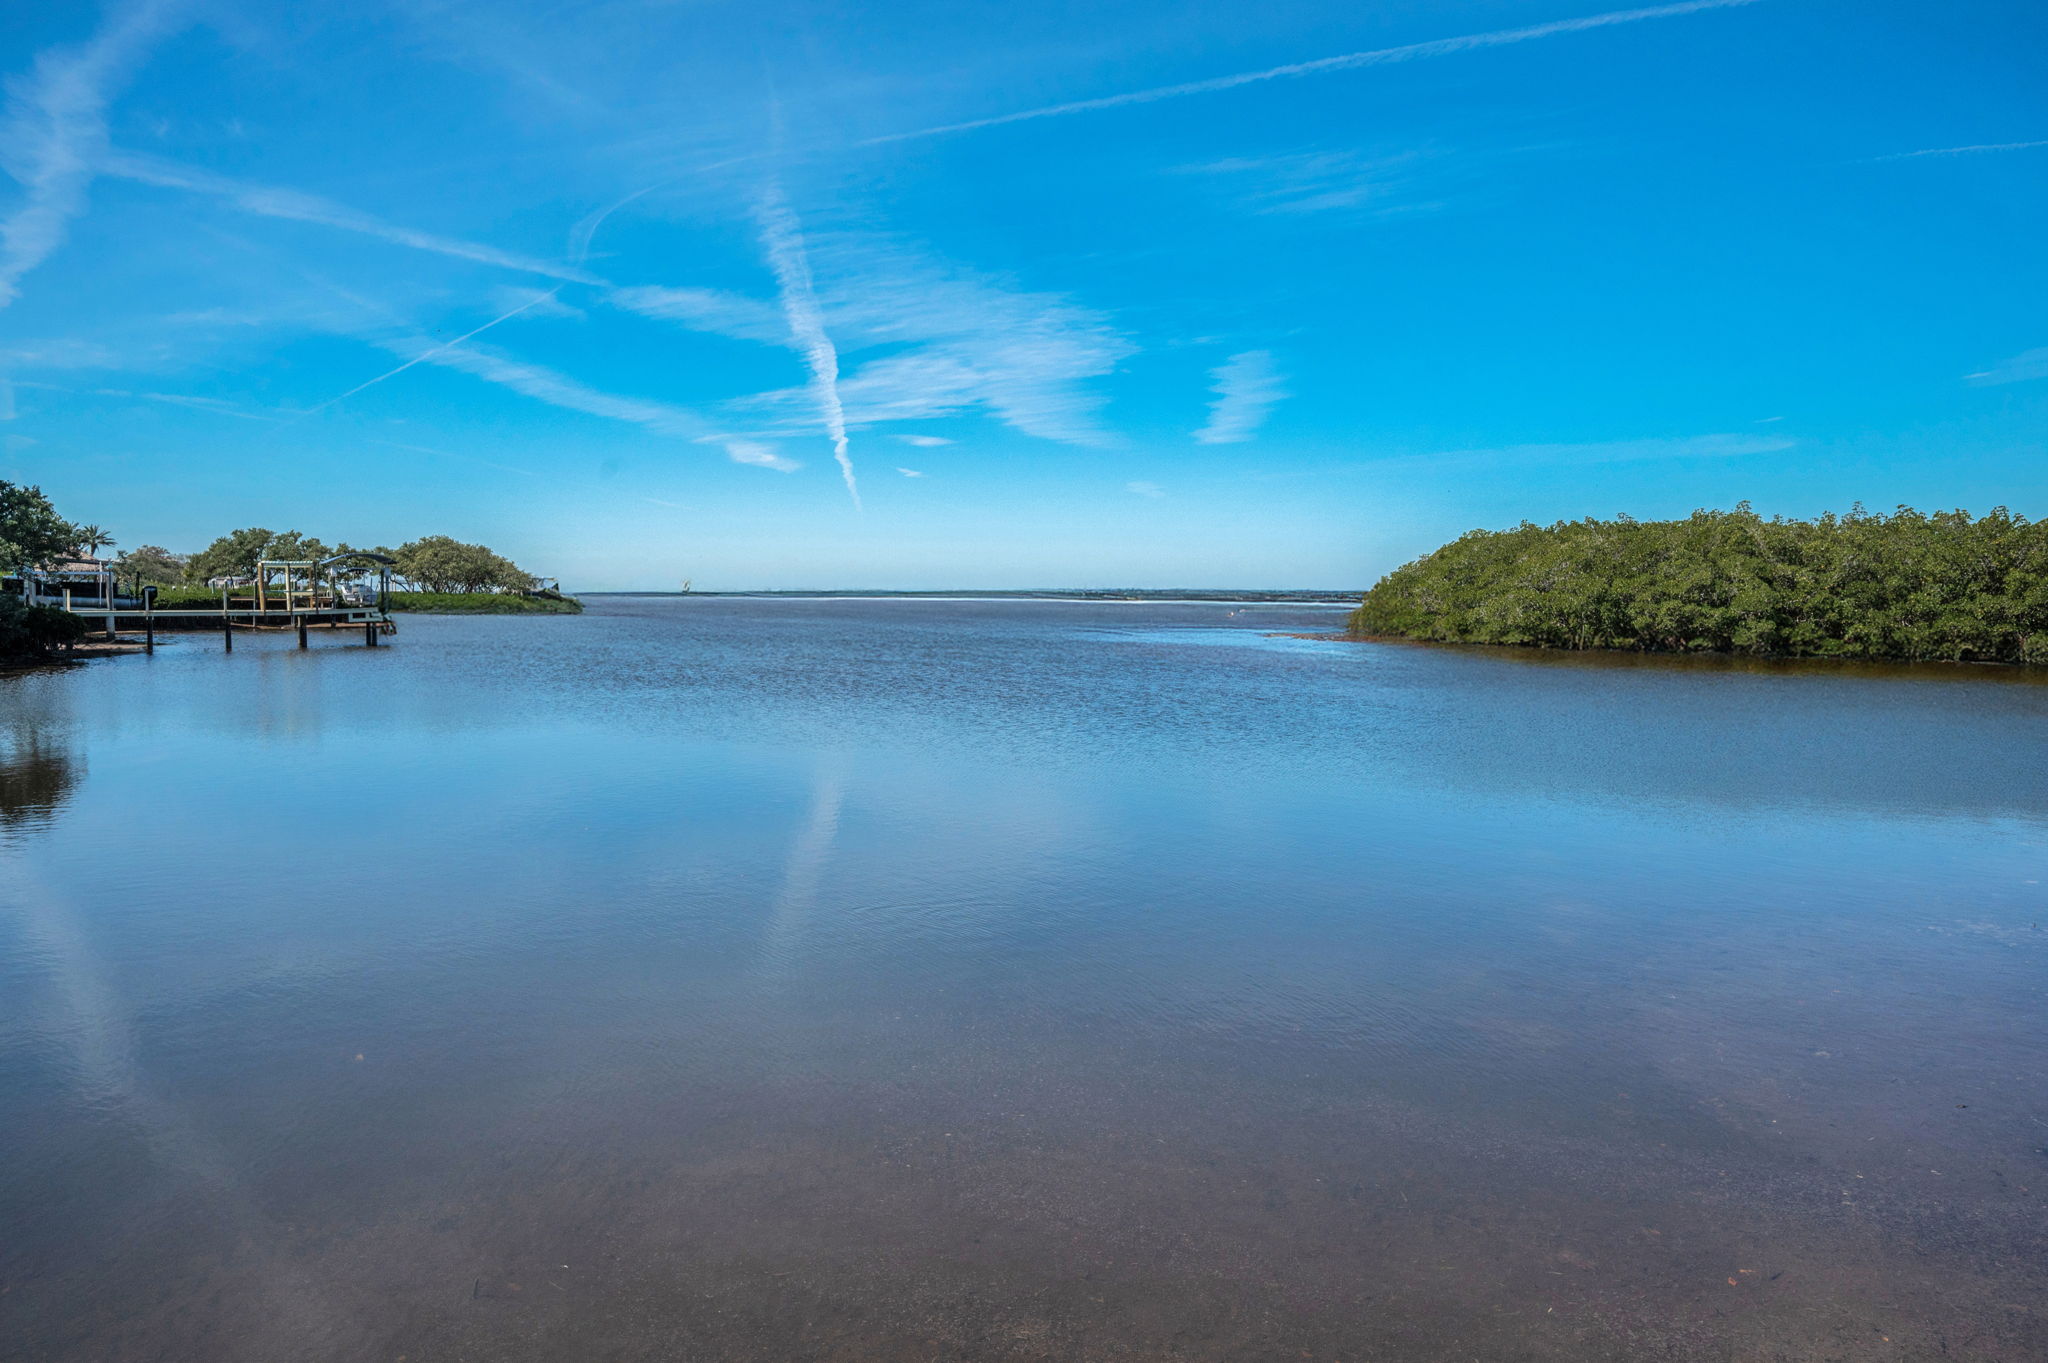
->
3, 478, 561, 660
175, 529, 541, 595
1350, 504, 2048, 664
2, 482, 547, 595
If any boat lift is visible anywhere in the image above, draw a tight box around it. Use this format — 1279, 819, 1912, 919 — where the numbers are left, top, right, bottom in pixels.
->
53, 551, 400, 651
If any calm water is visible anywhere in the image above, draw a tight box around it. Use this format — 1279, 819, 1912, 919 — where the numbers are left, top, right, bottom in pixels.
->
2, 598, 2045, 1361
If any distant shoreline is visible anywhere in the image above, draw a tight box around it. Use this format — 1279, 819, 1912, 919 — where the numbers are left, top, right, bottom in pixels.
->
581, 590, 1360, 604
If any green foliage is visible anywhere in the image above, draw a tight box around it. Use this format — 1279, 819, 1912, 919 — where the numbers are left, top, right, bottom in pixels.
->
138, 521, 546, 600
146, 586, 237, 609
0, 593, 90, 664
0, 481, 77, 572
183, 528, 349, 582
385, 591, 580, 614
1350, 505, 2048, 665
263, 530, 335, 565
185, 527, 276, 581
113, 544, 186, 586
70, 524, 115, 557
392, 536, 536, 594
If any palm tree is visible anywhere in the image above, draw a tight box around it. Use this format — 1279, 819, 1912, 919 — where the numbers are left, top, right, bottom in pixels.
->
71, 524, 115, 559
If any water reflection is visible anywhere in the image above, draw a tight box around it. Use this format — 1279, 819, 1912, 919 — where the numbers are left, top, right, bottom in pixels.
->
1, 601, 2044, 1362
760, 754, 849, 979
0, 682, 350, 1353
0, 728, 78, 832
0, 681, 82, 834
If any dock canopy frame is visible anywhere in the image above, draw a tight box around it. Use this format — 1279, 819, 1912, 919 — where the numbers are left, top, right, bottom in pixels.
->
322, 551, 396, 610
253, 552, 397, 613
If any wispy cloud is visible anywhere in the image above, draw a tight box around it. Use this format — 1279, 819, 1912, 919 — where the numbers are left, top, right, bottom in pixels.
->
490, 284, 583, 319
374, 336, 709, 435
861, 0, 1760, 145
101, 150, 604, 284
0, 338, 122, 369
94, 387, 278, 420
895, 466, 925, 477
1185, 150, 1439, 216
722, 440, 802, 472
391, 0, 611, 122
818, 278, 1130, 445
893, 433, 951, 447
1195, 350, 1288, 444
0, 0, 180, 308
1966, 347, 2048, 386
1377, 432, 1794, 470
755, 182, 859, 507
299, 287, 567, 417
1867, 139, 2048, 163
568, 184, 662, 266
366, 335, 790, 472
609, 285, 787, 343
632, 233, 1133, 447
1126, 480, 1166, 498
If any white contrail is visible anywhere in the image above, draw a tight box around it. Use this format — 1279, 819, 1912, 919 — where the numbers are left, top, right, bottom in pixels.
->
103, 150, 604, 284
755, 181, 860, 508
297, 287, 566, 416
0, 0, 181, 308
861, 0, 1762, 146
1866, 139, 2048, 162
567, 182, 663, 265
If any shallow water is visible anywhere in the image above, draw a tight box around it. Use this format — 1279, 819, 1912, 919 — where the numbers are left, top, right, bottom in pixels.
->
2, 598, 2044, 1361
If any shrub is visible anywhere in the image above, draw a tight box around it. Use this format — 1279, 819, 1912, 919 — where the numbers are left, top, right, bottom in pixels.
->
1351, 505, 2048, 663
0, 593, 91, 664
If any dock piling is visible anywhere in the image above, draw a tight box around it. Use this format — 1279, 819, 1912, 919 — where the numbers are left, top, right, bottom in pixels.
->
297, 617, 309, 649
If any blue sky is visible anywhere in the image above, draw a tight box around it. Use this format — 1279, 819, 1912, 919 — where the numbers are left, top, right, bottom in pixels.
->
1, 0, 2043, 589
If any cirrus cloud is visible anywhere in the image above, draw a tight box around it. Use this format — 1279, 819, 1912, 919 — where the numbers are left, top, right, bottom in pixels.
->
1194, 349, 1287, 444
1966, 347, 2048, 387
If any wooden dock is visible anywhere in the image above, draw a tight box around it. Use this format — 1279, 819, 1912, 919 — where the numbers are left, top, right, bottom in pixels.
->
35, 551, 399, 652
59, 601, 396, 651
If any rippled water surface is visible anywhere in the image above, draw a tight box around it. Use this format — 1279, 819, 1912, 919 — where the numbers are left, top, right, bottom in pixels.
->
3, 598, 2045, 1361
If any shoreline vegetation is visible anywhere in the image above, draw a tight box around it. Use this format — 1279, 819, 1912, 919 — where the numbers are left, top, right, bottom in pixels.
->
388, 590, 581, 614
148, 587, 583, 615
1350, 505, 2048, 665
2, 479, 578, 663
590, 589, 1357, 603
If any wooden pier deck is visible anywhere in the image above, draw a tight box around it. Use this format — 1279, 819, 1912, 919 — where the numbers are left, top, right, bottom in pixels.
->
30, 551, 401, 652
62, 604, 396, 650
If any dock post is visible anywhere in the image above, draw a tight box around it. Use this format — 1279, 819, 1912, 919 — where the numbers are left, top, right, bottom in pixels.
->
223, 618, 233, 652
364, 620, 379, 647
297, 616, 309, 649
